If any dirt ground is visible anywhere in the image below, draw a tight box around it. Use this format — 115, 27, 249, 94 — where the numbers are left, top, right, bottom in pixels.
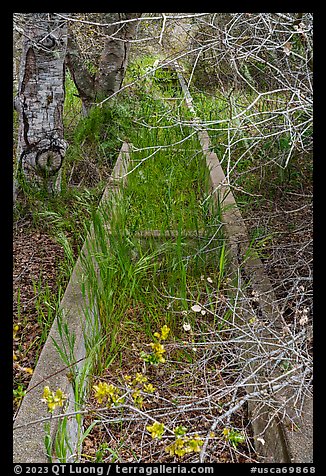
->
13, 224, 65, 415
241, 188, 313, 344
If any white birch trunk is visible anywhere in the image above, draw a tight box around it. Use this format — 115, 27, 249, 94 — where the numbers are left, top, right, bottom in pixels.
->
15, 13, 68, 193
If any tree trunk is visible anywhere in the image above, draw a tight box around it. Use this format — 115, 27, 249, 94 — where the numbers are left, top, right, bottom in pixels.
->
15, 13, 68, 193
66, 13, 141, 113
65, 22, 96, 114
95, 13, 139, 99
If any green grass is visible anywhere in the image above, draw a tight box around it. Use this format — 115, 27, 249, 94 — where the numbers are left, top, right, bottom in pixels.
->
118, 68, 214, 231
13, 50, 311, 463
13, 72, 110, 412
125, 141, 211, 232
75, 57, 227, 376
63, 72, 83, 136
44, 55, 227, 384
81, 193, 225, 375
14, 175, 101, 248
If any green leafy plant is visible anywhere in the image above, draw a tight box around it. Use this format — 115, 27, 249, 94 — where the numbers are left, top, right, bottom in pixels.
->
44, 422, 53, 463
37, 56, 231, 464
13, 384, 27, 405
146, 422, 204, 458
94, 443, 110, 463
55, 416, 73, 463
222, 427, 245, 448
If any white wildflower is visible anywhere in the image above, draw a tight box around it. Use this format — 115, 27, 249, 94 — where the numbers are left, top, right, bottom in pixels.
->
191, 304, 202, 313
251, 290, 260, 302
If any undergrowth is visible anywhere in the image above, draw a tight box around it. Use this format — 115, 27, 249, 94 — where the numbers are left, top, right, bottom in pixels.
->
13, 38, 312, 465
15, 54, 273, 463
192, 89, 313, 208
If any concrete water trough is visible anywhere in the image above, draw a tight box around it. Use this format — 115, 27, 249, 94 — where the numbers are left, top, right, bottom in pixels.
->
13, 70, 313, 463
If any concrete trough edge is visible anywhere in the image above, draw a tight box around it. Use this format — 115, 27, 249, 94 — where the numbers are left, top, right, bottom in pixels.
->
173, 61, 313, 464
13, 143, 130, 463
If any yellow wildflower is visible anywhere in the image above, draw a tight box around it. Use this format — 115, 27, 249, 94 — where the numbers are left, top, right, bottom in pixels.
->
131, 389, 143, 407
54, 389, 67, 407
42, 386, 51, 400
143, 383, 156, 394
149, 342, 166, 363
41, 386, 67, 413
149, 342, 166, 355
93, 382, 123, 406
133, 372, 148, 385
186, 435, 203, 452
23, 367, 33, 375
160, 325, 170, 340
146, 422, 165, 439
93, 381, 110, 404
153, 325, 170, 341
13, 324, 20, 341
165, 438, 186, 457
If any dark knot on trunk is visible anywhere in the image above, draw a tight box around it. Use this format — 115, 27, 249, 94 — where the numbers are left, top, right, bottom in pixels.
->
35, 146, 64, 176
39, 35, 56, 51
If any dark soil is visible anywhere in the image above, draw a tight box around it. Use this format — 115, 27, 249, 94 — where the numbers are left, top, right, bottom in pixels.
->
13, 223, 65, 415
241, 186, 313, 349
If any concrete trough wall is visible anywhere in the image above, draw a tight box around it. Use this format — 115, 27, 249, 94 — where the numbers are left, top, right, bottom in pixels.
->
13, 143, 131, 463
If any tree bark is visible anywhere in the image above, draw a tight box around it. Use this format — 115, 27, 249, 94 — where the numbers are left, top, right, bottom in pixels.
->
95, 13, 139, 99
15, 13, 68, 193
65, 22, 96, 113
65, 13, 141, 113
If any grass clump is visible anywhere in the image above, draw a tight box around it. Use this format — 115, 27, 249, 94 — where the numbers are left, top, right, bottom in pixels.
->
82, 194, 225, 375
